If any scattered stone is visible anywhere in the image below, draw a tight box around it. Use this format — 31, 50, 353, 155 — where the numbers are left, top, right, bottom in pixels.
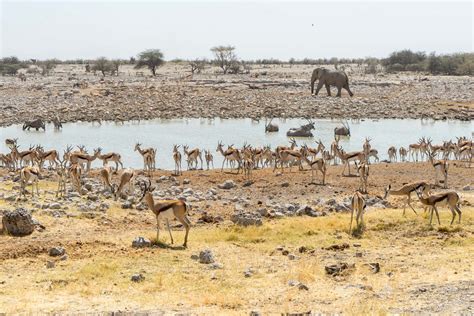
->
368, 262, 381, 273
60, 254, 68, 261
218, 180, 235, 190
132, 237, 151, 248
287, 253, 297, 260
281, 182, 289, 187
131, 273, 145, 282
298, 283, 309, 291
298, 246, 308, 253
199, 249, 215, 264
190, 254, 199, 260
282, 249, 289, 256
209, 262, 224, 270
49, 203, 62, 210
87, 194, 99, 201
183, 178, 191, 184
462, 185, 472, 191
121, 201, 133, 209
230, 212, 262, 226
46, 261, 55, 269
2, 208, 40, 236
244, 268, 253, 277
325, 262, 355, 276
355, 252, 363, 258
49, 247, 65, 257
325, 243, 350, 251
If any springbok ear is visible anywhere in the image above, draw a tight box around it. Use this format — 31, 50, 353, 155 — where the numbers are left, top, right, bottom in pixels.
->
150, 186, 156, 192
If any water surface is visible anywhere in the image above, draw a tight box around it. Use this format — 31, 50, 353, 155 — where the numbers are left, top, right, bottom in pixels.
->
1, 118, 472, 170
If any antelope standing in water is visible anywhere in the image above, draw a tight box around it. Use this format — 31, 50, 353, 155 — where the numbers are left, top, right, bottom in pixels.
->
138, 179, 191, 247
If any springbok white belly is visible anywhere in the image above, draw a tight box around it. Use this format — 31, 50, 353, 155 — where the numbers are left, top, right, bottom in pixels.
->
158, 209, 176, 221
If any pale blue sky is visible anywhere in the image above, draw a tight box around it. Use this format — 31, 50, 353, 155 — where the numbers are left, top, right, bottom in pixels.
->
1, 1, 472, 60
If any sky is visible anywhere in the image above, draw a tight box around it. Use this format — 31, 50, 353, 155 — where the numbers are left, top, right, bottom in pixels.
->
1, 0, 472, 60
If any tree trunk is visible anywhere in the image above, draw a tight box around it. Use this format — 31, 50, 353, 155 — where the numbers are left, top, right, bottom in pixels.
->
152, 67, 156, 76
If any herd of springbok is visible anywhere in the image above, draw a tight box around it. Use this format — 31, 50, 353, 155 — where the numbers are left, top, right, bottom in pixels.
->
0, 135, 472, 244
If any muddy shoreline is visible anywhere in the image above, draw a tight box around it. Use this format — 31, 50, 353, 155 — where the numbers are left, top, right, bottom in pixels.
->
0, 63, 472, 127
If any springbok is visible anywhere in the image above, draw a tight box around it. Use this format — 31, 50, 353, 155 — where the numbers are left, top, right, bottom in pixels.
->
415, 188, 461, 225
97, 148, 124, 172
383, 181, 429, 216
349, 191, 366, 234
19, 166, 40, 198
138, 179, 191, 247
183, 145, 203, 170
172, 145, 182, 175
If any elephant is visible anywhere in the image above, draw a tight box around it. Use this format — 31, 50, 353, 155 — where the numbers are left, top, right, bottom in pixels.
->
310, 68, 354, 97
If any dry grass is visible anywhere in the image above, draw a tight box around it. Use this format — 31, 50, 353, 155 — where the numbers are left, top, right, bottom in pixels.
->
0, 204, 473, 314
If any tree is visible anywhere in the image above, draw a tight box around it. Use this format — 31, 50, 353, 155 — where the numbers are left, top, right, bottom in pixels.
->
92, 57, 113, 76
135, 49, 165, 76
211, 45, 237, 74
39, 59, 57, 76
111, 59, 122, 76
189, 59, 206, 74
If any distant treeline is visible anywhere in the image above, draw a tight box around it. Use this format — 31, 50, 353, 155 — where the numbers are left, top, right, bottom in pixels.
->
1, 50, 473, 76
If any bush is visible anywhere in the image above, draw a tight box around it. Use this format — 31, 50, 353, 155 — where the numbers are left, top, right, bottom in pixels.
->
0, 56, 27, 75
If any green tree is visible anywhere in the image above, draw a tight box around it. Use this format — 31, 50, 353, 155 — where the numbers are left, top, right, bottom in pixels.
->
134, 49, 165, 76
92, 57, 113, 76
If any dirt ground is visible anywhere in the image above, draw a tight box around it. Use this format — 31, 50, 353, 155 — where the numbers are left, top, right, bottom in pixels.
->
0, 161, 473, 314
0, 63, 473, 127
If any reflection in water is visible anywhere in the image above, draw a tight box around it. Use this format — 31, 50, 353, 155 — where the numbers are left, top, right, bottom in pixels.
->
0, 118, 472, 170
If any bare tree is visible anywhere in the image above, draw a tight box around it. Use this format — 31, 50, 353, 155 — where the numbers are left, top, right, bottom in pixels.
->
135, 49, 164, 76
39, 59, 57, 76
189, 59, 206, 74
211, 45, 237, 74
111, 60, 122, 76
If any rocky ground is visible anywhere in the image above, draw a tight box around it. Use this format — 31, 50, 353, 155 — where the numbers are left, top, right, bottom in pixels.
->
0, 63, 473, 127
0, 162, 473, 313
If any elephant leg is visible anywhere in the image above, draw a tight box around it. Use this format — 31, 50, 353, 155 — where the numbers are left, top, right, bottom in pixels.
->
336, 86, 342, 97
344, 84, 354, 97
315, 81, 324, 96
325, 84, 331, 96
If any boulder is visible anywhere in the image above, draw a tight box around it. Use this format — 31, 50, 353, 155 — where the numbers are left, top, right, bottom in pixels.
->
218, 180, 235, 190
199, 249, 215, 264
49, 247, 66, 257
132, 237, 151, 248
1, 208, 40, 236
